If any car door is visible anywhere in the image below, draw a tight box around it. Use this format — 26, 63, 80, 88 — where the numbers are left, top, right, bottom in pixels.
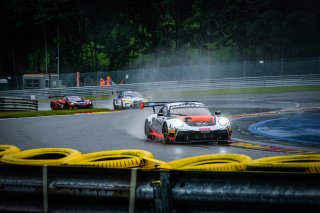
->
152, 106, 166, 132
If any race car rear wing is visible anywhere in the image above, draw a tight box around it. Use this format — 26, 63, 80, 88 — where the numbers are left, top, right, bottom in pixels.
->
140, 102, 169, 113
140, 101, 198, 114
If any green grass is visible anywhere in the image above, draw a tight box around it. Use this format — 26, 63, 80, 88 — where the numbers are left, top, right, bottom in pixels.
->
152, 85, 320, 98
0, 108, 116, 119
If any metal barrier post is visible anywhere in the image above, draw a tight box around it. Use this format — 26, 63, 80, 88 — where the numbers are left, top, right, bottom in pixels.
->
129, 168, 138, 213
160, 172, 172, 213
42, 165, 48, 213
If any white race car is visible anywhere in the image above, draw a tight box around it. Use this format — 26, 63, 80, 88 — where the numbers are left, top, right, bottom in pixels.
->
142, 101, 232, 143
113, 91, 149, 109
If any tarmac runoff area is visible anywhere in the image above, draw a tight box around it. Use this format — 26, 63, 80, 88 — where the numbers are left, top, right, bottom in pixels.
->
248, 111, 320, 145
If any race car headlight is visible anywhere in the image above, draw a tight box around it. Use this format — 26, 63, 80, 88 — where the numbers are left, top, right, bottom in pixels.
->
218, 118, 228, 126
173, 120, 184, 127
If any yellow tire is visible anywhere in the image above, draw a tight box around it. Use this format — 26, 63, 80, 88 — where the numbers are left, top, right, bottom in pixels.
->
157, 154, 252, 171
245, 154, 320, 173
68, 149, 157, 169
1, 147, 81, 166
0, 145, 20, 157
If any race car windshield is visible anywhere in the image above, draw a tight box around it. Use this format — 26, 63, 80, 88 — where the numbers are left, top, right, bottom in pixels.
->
68, 96, 83, 102
170, 107, 211, 116
124, 92, 142, 97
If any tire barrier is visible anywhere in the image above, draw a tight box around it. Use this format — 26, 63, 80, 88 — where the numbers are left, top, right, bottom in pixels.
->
245, 154, 320, 173
67, 149, 163, 169
0, 145, 20, 157
1, 146, 320, 212
1, 145, 319, 173
157, 154, 252, 171
0, 148, 81, 166
0, 96, 38, 111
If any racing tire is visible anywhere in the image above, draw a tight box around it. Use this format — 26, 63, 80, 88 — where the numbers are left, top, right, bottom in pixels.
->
0, 148, 82, 166
0, 145, 21, 157
67, 149, 157, 169
144, 120, 153, 139
50, 102, 55, 110
113, 100, 118, 110
245, 154, 320, 173
157, 154, 252, 171
162, 123, 169, 143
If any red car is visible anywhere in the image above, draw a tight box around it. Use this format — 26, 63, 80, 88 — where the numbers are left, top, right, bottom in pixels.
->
50, 96, 93, 110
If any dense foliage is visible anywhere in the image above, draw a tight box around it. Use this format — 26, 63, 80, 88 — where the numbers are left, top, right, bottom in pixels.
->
0, 0, 319, 77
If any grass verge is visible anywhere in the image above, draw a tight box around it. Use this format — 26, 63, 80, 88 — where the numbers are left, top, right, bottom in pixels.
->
0, 108, 116, 119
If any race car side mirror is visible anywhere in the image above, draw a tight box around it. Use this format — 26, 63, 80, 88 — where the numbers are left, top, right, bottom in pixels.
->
215, 111, 221, 116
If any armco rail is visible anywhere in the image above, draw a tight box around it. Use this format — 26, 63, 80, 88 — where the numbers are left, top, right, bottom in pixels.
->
0, 74, 319, 99
0, 97, 38, 111
0, 164, 319, 212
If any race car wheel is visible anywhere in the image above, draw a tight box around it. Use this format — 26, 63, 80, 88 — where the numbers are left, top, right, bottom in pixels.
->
144, 120, 152, 139
113, 101, 117, 110
162, 123, 169, 143
50, 102, 55, 110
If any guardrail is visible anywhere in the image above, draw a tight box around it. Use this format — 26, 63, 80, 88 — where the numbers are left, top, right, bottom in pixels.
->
0, 97, 38, 111
0, 164, 319, 213
0, 74, 319, 99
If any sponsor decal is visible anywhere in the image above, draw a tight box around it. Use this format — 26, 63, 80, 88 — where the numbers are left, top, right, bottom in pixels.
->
196, 122, 208, 126
171, 104, 204, 109
168, 129, 176, 133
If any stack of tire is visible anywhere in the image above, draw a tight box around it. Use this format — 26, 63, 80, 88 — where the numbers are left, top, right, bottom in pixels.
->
1, 144, 320, 173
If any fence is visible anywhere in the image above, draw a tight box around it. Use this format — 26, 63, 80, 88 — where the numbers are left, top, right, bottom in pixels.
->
0, 74, 319, 99
4, 57, 320, 89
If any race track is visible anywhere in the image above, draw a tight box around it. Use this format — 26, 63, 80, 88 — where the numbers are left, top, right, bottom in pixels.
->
1, 91, 320, 161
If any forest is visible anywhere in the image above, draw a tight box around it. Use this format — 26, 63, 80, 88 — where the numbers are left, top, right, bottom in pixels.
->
0, 0, 319, 77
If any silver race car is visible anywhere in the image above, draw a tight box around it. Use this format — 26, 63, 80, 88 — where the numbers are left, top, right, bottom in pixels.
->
113, 90, 149, 109
142, 101, 232, 143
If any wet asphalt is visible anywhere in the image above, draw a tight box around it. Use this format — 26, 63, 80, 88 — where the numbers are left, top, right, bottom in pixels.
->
1, 91, 320, 161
